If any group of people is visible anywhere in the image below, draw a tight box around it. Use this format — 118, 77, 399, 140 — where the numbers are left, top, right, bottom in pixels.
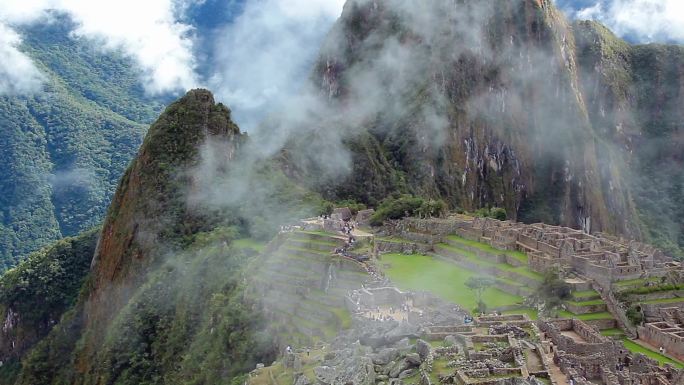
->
342, 221, 356, 236
334, 223, 358, 258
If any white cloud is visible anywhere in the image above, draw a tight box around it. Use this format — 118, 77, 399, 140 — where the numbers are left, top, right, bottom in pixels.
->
575, 0, 684, 43
0, 22, 45, 95
209, 0, 346, 130
0, 0, 200, 95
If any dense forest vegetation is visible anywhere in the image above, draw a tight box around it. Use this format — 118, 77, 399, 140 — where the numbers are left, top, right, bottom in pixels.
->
0, 16, 165, 269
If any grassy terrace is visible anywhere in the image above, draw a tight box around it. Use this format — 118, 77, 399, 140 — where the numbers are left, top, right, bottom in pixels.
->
297, 230, 338, 237
639, 297, 684, 305
565, 299, 606, 306
503, 308, 539, 320
282, 246, 330, 256
289, 237, 338, 247
446, 235, 528, 264
557, 310, 613, 321
621, 339, 684, 368
614, 277, 662, 289
600, 328, 625, 337
571, 290, 600, 299
436, 243, 543, 282
380, 253, 523, 311
232, 238, 267, 252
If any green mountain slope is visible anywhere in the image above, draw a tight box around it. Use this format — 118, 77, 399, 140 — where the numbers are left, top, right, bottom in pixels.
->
0, 229, 98, 384
0, 18, 164, 268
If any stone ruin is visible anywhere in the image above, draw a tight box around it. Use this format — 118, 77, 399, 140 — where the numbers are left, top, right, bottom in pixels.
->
639, 308, 684, 362
458, 218, 681, 286
538, 319, 681, 385
379, 215, 682, 287
346, 286, 466, 327
323, 207, 376, 233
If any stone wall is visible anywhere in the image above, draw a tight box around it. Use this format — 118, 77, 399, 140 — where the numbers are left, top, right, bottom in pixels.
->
564, 302, 607, 315
374, 240, 432, 255
583, 318, 617, 330
638, 323, 684, 361
538, 320, 612, 356
527, 252, 558, 273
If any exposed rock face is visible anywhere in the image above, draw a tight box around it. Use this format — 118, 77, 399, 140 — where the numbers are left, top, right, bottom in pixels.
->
278, 0, 682, 247
78, 89, 243, 373
295, 0, 626, 235
572, 20, 684, 256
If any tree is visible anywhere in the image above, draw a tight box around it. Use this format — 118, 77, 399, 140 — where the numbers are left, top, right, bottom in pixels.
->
535, 269, 571, 310
369, 195, 425, 226
418, 199, 447, 219
465, 277, 494, 313
490, 208, 507, 221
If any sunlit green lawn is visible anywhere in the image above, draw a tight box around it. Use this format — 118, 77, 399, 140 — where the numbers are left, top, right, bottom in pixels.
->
557, 310, 613, 321
437, 243, 543, 281
380, 253, 522, 311
446, 235, 528, 263
621, 339, 684, 368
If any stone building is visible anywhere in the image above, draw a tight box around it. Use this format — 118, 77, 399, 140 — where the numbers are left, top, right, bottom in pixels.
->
639, 309, 684, 361
454, 217, 681, 286
538, 319, 681, 385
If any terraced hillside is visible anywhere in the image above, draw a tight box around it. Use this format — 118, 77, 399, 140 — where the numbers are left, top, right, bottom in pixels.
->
250, 230, 368, 346
377, 229, 623, 330
376, 233, 539, 316
557, 287, 616, 330
614, 279, 684, 323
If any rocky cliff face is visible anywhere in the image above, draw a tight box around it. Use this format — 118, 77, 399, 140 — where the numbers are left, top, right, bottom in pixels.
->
284, 0, 639, 237
573, 20, 684, 256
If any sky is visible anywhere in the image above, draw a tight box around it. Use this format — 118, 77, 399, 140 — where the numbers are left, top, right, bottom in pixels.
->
0, 0, 683, 129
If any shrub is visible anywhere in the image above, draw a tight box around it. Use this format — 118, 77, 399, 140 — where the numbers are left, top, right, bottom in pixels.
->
473, 207, 507, 221
490, 207, 507, 221
336, 200, 367, 215
418, 199, 447, 219
369, 195, 425, 226
536, 269, 571, 308
626, 305, 644, 325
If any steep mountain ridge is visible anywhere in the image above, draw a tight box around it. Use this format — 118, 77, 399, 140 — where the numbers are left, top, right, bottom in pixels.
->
79, 90, 244, 374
